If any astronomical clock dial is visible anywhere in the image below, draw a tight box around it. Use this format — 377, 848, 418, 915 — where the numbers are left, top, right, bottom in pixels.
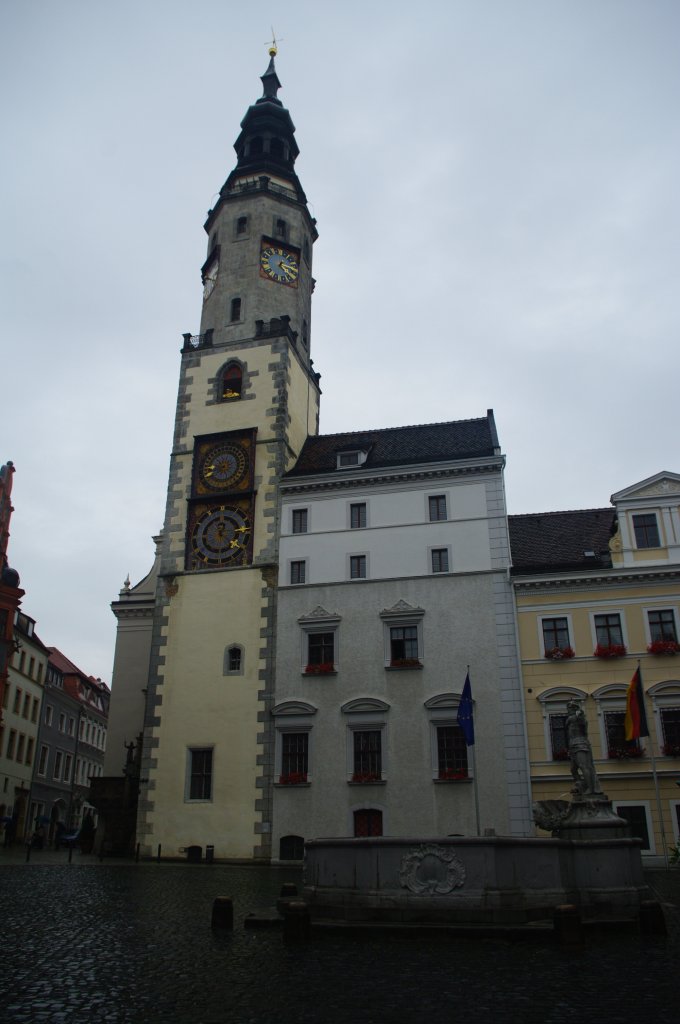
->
199, 442, 248, 492
259, 243, 299, 287
190, 506, 251, 568
203, 260, 219, 301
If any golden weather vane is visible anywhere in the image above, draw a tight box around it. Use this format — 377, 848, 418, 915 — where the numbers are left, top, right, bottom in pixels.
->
266, 28, 283, 57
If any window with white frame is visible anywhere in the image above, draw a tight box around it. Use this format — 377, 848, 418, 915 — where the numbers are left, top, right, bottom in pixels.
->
350, 502, 367, 529
292, 508, 308, 534
592, 684, 642, 760
425, 694, 471, 780
298, 608, 341, 674
593, 613, 624, 649
612, 802, 653, 851
380, 601, 425, 668
272, 700, 316, 785
349, 554, 367, 580
428, 494, 447, 522
342, 698, 389, 783
632, 513, 661, 549
38, 744, 48, 776
536, 688, 587, 761
53, 750, 63, 781
431, 548, 449, 574
353, 808, 383, 836
648, 681, 680, 757
290, 560, 306, 585
223, 644, 244, 676
336, 449, 367, 469
541, 617, 572, 658
186, 747, 213, 801
647, 609, 678, 648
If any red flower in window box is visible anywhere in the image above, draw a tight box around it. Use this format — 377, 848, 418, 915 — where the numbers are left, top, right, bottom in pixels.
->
351, 772, 381, 783
544, 646, 575, 661
608, 745, 645, 760
278, 772, 308, 785
647, 640, 680, 656
389, 658, 423, 669
304, 662, 335, 675
594, 643, 627, 659
438, 768, 469, 781
662, 742, 680, 757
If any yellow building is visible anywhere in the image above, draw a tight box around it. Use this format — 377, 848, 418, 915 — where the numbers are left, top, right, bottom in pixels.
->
510, 472, 680, 866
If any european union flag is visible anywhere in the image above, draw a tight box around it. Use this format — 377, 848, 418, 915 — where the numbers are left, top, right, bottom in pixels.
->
457, 672, 475, 746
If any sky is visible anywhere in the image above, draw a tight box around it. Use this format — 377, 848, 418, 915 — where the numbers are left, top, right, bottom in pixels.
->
2, 1, 679, 682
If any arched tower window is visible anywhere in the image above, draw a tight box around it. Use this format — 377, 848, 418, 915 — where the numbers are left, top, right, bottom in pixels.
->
250, 137, 263, 156
270, 137, 284, 159
221, 363, 242, 401
223, 644, 244, 676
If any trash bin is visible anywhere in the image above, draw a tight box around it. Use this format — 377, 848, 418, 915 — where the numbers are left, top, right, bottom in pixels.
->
186, 845, 202, 864
205, 845, 215, 864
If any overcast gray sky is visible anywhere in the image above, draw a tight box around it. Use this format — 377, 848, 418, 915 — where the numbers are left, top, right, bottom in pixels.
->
2, 1, 678, 682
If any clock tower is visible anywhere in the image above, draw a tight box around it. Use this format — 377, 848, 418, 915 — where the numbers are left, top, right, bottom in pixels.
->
137, 49, 321, 861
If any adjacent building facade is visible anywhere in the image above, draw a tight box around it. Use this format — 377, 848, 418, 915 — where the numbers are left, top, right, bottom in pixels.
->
511, 471, 680, 865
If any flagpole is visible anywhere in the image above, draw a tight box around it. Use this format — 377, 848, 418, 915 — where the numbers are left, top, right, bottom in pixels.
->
640, 663, 669, 869
458, 665, 481, 837
470, 740, 481, 837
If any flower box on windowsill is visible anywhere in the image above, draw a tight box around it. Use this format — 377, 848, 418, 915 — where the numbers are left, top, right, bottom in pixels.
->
647, 640, 680, 656
594, 643, 627, 659
552, 749, 570, 762
388, 658, 423, 670
437, 769, 469, 781
608, 745, 645, 760
278, 772, 308, 786
349, 773, 384, 785
662, 743, 680, 757
544, 646, 575, 661
303, 663, 336, 676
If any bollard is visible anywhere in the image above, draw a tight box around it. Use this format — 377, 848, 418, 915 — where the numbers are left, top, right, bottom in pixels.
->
639, 900, 667, 936
283, 900, 311, 944
553, 904, 582, 946
211, 896, 234, 930
276, 882, 299, 916
205, 845, 215, 865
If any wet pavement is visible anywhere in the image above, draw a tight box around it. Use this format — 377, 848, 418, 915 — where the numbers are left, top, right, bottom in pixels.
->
1, 846, 678, 1024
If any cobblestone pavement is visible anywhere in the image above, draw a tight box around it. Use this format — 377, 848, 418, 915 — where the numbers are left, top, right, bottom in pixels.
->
1, 848, 678, 1024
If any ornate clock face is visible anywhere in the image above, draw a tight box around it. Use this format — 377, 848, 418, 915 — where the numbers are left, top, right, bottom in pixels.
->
200, 442, 248, 491
260, 244, 299, 287
203, 260, 219, 300
190, 506, 250, 567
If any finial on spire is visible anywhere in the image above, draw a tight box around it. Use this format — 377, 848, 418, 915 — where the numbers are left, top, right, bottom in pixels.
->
266, 27, 283, 57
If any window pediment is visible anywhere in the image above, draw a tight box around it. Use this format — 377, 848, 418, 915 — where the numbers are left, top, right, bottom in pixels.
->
298, 606, 341, 628
341, 698, 390, 714
537, 687, 587, 705
272, 701, 317, 717
379, 600, 425, 623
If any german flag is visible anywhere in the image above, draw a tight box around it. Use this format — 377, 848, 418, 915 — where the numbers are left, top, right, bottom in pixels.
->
625, 667, 649, 741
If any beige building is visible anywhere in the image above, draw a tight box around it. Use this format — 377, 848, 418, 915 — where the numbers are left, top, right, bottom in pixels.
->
511, 471, 680, 865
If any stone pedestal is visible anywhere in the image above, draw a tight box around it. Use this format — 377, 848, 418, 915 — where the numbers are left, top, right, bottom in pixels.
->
555, 796, 629, 842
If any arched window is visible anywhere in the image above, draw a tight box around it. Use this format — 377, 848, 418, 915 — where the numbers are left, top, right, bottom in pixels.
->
250, 137, 263, 155
270, 137, 284, 159
223, 644, 244, 676
221, 363, 242, 401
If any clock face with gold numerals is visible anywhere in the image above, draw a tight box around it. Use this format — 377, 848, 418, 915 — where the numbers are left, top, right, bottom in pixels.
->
199, 442, 248, 492
260, 243, 299, 287
189, 505, 250, 568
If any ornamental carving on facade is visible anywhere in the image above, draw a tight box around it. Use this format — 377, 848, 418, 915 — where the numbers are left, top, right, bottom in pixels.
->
399, 844, 466, 895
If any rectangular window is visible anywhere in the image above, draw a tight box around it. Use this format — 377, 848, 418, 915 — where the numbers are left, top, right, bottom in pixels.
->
281, 733, 308, 781
549, 714, 569, 760
633, 513, 660, 549
38, 744, 49, 776
390, 625, 419, 663
614, 804, 651, 850
59, 712, 66, 733
542, 617, 570, 654
350, 502, 367, 529
661, 708, 680, 755
648, 610, 677, 643
45, 704, 53, 727
63, 754, 72, 783
7, 729, 16, 759
431, 548, 449, 573
53, 750, 63, 781
292, 509, 308, 534
428, 495, 447, 521
230, 297, 241, 322
31, 698, 39, 723
188, 748, 213, 801
13, 688, 21, 714
308, 632, 334, 667
29, 657, 35, 678
594, 613, 624, 647
16, 734, 25, 763
353, 730, 381, 780
350, 555, 366, 579
22, 693, 31, 718
604, 710, 639, 757
236, 215, 248, 235
436, 725, 468, 778
290, 560, 306, 585
338, 451, 360, 467
25, 738, 34, 768
69, 717, 75, 737
354, 809, 383, 837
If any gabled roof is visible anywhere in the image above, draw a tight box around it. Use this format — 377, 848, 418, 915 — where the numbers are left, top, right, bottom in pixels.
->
284, 413, 499, 478
509, 508, 616, 575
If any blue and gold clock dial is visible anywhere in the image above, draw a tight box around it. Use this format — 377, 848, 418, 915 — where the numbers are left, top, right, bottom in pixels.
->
189, 505, 250, 568
199, 442, 248, 492
260, 243, 299, 287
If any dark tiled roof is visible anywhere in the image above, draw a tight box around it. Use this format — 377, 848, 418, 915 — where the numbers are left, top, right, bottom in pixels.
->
509, 508, 616, 575
285, 414, 498, 478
